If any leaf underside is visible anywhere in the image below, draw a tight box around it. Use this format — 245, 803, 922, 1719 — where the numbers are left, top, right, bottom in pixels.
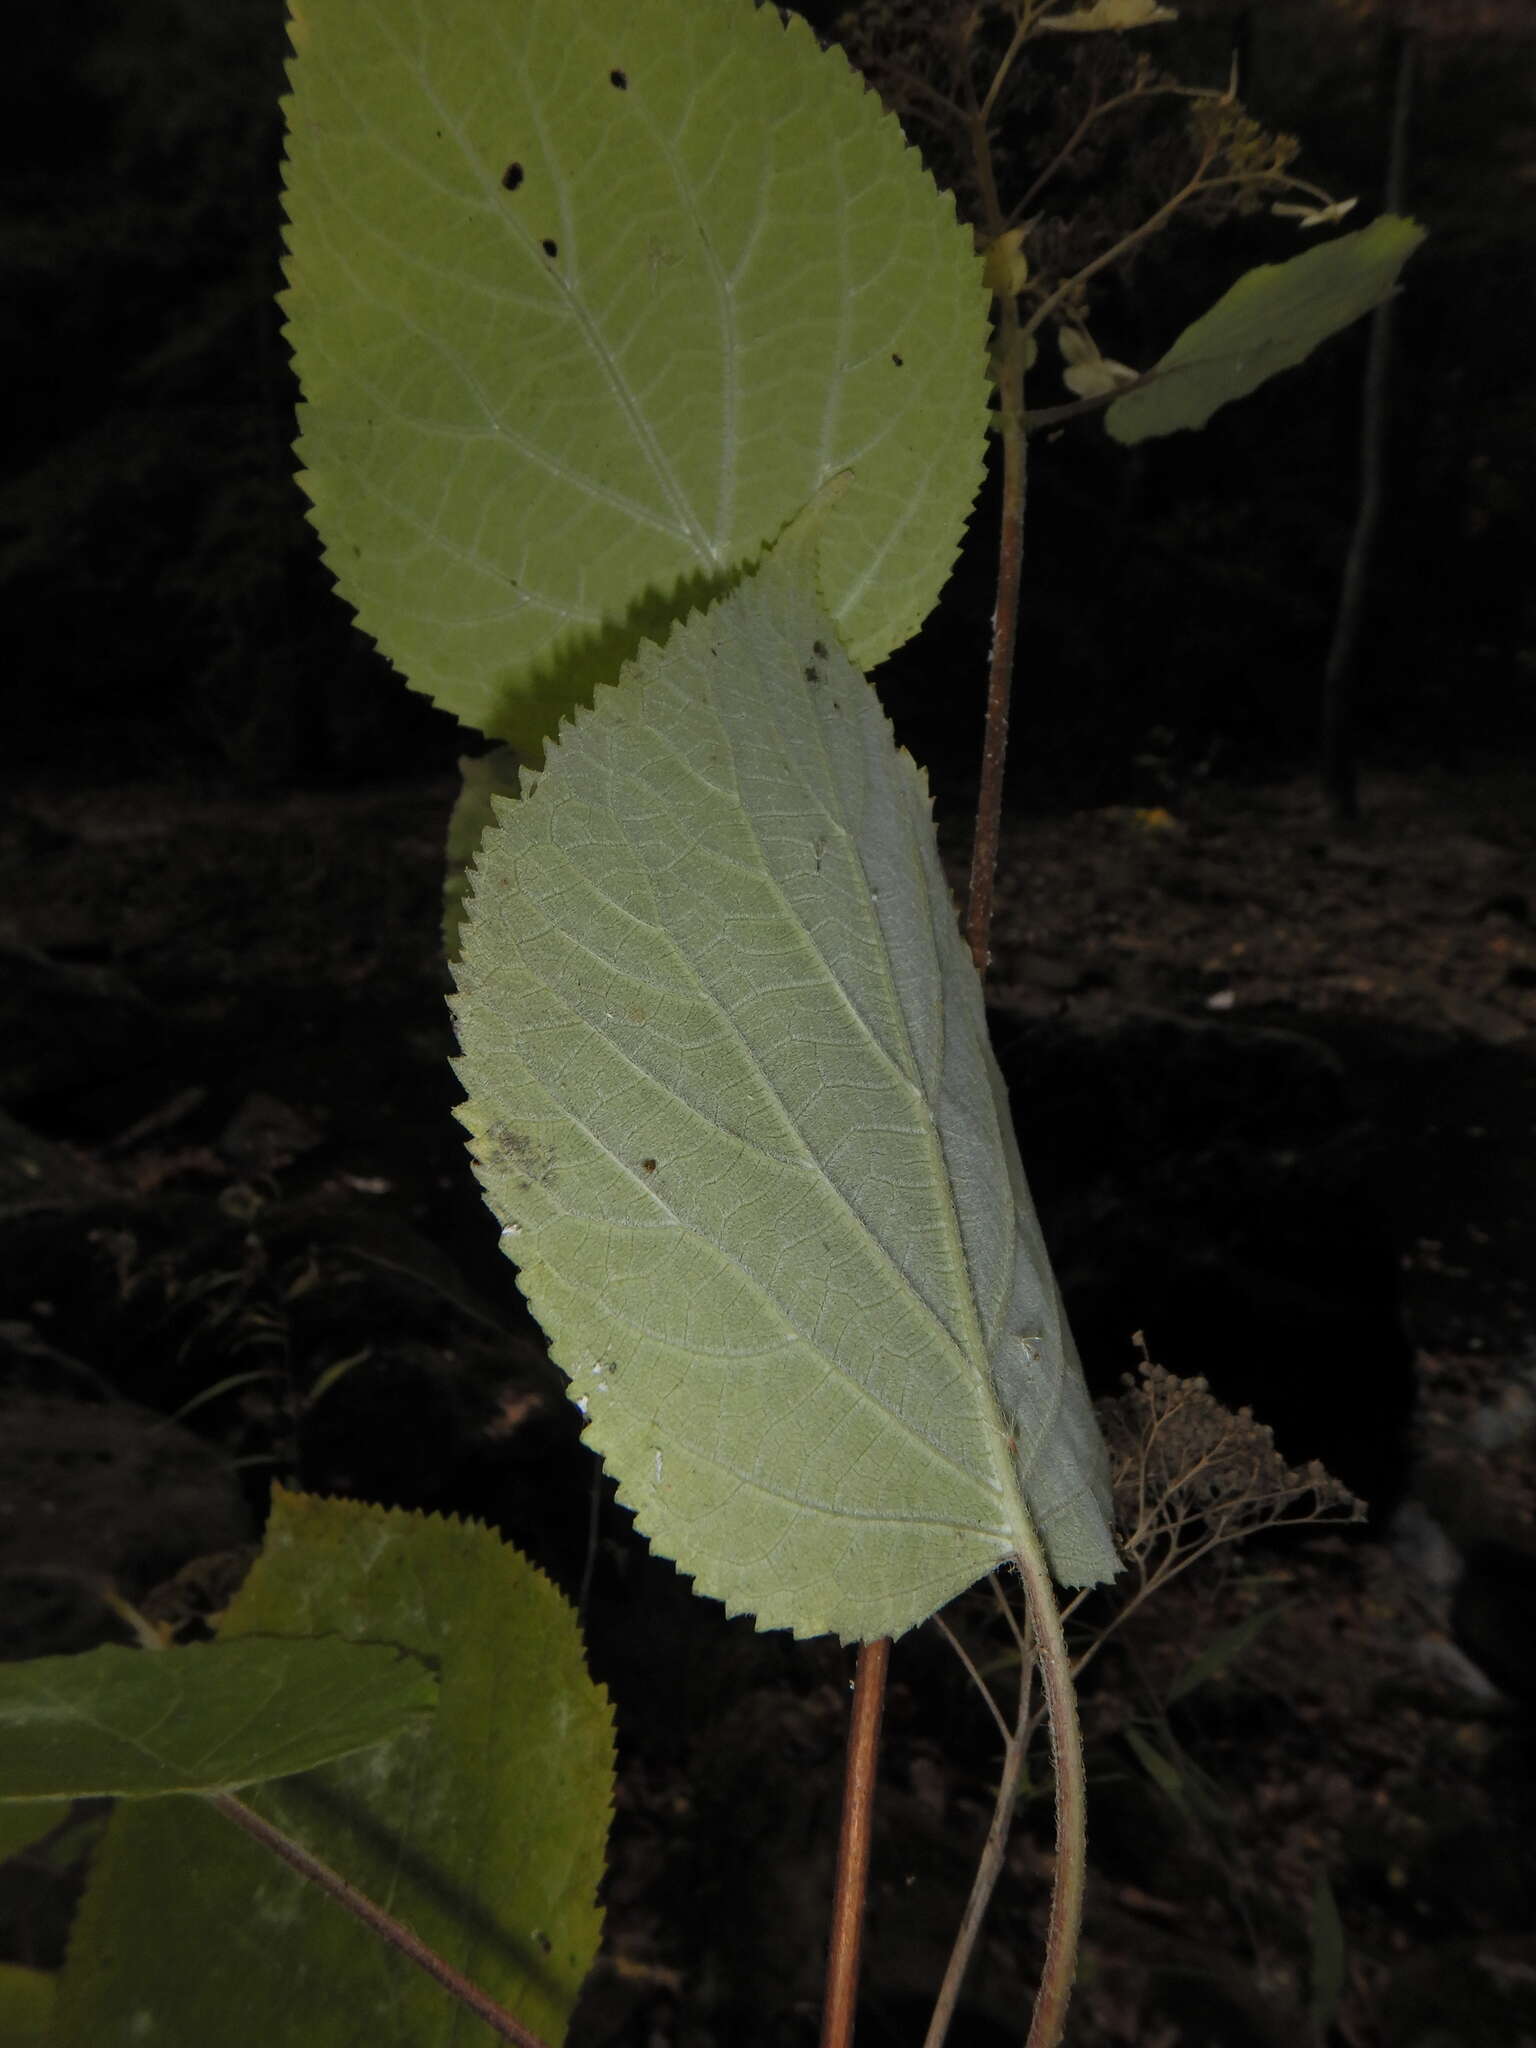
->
52, 1492, 613, 2048
281, 0, 988, 749
1107, 215, 1427, 443
453, 549, 1118, 1643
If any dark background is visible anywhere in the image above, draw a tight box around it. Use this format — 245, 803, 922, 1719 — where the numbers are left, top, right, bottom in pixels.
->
3, 3, 1535, 2044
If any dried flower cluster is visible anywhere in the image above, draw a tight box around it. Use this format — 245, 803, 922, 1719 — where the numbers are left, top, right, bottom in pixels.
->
1096, 1355, 1365, 1598
834, 0, 1348, 396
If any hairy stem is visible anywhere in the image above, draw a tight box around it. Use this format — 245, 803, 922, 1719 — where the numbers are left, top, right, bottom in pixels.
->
207, 1792, 552, 2048
821, 40, 1072, 2047
954, 70, 1089, 2048
1011, 1521, 1089, 2048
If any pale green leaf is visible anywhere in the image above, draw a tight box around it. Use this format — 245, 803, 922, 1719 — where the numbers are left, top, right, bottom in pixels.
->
52, 1491, 613, 2048
0, 1637, 435, 1801
1106, 216, 1426, 443
452, 547, 1118, 1643
282, 0, 988, 750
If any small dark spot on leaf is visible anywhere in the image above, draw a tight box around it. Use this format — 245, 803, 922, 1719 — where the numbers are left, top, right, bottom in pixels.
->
891, 352, 904, 367
812, 639, 828, 659
534, 1930, 553, 1956
541, 237, 558, 259
501, 162, 523, 192
489, 1127, 555, 1183
610, 67, 628, 89
831, 700, 841, 711
641, 1158, 657, 1174
803, 664, 819, 683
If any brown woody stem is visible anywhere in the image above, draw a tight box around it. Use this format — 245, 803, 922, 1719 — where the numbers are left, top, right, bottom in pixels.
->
818, 1638, 891, 2048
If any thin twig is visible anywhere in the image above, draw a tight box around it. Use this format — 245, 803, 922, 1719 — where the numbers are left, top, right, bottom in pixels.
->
207, 1792, 553, 2048
877, 64, 972, 141
932, 1611, 1013, 1746
819, 1638, 891, 2048
988, 1569, 1030, 1658
978, 3, 1038, 126
922, 1614, 1035, 2048
1019, 138, 1220, 343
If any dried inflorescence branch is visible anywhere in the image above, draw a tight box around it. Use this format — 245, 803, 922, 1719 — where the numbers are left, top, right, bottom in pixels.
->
1092, 1350, 1366, 1613
939, 1354, 1364, 1707
834, 0, 1346, 383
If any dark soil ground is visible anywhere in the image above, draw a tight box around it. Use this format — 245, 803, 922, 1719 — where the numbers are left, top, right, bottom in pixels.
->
2, 760, 1534, 2047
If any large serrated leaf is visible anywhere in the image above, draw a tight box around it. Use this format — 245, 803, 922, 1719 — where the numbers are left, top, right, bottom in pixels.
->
0, 1637, 434, 1801
1106, 216, 1426, 443
52, 1492, 613, 2048
452, 548, 1118, 1643
281, 0, 986, 751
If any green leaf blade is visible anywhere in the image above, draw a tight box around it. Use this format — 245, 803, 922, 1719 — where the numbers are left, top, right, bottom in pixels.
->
1106, 215, 1426, 444
282, 0, 987, 748
0, 1637, 434, 1802
453, 553, 1117, 1641
52, 1493, 613, 2048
